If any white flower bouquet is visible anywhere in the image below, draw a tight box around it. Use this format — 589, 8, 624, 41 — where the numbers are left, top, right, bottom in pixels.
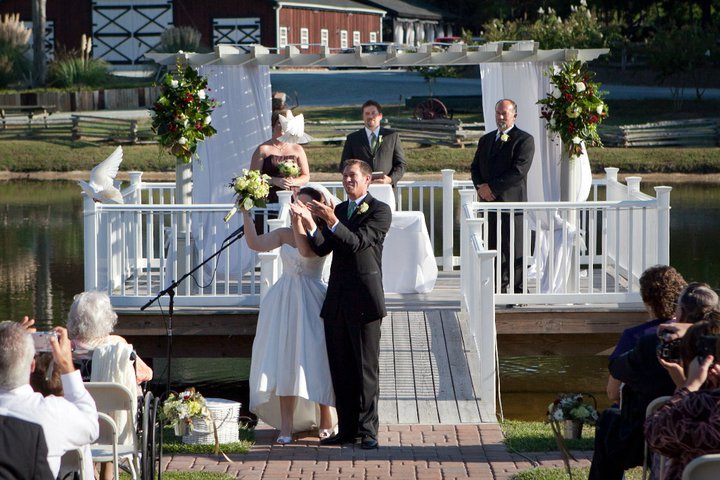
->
547, 393, 598, 425
277, 159, 300, 178
224, 169, 271, 222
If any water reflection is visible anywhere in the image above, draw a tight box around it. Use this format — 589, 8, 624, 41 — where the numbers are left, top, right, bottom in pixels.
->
1, 179, 718, 419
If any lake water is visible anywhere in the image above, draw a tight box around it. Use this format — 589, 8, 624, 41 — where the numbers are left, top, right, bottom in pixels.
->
2, 179, 718, 420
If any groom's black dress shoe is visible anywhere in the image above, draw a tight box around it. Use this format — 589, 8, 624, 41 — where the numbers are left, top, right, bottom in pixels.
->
320, 434, 355, 446
361, 436, 379, 449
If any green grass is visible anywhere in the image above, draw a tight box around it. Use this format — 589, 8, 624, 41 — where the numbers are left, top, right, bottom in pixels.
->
501, 420, 595, 452
160, 425, 255, 455
511, 467, 643, 480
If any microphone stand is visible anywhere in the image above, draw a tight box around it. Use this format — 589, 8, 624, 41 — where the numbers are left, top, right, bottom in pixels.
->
141, 227, 245, 395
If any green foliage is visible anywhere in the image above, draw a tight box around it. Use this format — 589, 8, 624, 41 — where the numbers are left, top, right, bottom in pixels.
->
156, 26, 202, 54
47, 49, 110, 88
645, 22, 720, 103
482, 1, 624, 50
0, 13, 31, 88
511, 466, 644, 480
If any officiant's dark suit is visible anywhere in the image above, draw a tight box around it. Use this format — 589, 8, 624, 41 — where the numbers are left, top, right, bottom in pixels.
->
308, 160, 392, 449
339, 100, 406, 185
470, 99, 534, 293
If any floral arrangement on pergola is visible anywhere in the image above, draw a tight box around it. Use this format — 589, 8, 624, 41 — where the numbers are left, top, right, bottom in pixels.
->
537, 60, 608, 160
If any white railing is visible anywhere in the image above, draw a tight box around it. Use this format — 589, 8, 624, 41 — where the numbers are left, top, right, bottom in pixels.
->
459, 167, 671, 307
83, 168, 670, 309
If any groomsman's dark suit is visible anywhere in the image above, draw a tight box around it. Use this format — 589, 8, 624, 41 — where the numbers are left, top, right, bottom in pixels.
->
340, 127, 406, 185
470, 126, 534, 293
308, 191, 391, 447
0, 414, 53, 479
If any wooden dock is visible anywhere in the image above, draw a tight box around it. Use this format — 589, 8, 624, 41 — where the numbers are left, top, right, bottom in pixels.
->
117, 271, 645, 424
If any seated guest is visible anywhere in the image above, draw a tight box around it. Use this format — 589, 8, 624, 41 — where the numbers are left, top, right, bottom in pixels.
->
0, 321, 98, 480
645, 314, 720, 480
67, 290, 153, 385
29, 352, 64, 397
606, 265, 687, 404
590, 278, 718, 480
0, 414, 53, 480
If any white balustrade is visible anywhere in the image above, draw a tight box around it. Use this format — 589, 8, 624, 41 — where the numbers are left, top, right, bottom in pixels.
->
83, 169, 671, 309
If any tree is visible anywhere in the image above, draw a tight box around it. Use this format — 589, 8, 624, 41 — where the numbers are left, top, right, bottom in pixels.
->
31, 0, 46, 86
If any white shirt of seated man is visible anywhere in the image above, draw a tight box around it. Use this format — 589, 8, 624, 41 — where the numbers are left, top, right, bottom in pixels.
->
0, 321, 99, 480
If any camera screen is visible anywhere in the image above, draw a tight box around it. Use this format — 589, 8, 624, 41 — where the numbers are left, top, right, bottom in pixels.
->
32, 331, 56, 353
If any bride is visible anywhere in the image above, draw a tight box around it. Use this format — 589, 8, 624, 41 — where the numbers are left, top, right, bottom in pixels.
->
245, 186, 336, 444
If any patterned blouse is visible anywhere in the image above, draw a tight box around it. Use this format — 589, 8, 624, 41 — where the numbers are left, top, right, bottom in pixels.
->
644, 387, 720, 480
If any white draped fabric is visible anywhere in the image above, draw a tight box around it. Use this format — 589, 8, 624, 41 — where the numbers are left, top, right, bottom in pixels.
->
192, 64, 272, 278
479, 62, 592, 293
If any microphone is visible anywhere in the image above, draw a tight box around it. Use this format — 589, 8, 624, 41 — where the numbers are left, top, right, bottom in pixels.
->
223, 225, 244, 243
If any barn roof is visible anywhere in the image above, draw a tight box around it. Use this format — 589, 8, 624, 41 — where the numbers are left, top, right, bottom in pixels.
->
274, 0, 386, 15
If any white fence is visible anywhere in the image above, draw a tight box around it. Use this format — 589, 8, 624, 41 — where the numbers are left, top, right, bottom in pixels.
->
83, 168, 670, 310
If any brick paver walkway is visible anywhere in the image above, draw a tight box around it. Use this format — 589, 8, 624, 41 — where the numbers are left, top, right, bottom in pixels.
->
162, 424, 592, 479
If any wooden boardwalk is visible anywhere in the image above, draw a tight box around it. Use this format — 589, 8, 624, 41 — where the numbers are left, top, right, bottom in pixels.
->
379, 310, 495, 424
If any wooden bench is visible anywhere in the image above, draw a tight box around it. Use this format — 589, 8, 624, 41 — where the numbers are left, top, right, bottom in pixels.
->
383, 117, 485, 147
0, 104, 57, 129
71, 114, 152, 144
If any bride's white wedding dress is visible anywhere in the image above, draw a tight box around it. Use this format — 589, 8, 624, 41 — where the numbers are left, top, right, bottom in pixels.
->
249, 244, 336, 431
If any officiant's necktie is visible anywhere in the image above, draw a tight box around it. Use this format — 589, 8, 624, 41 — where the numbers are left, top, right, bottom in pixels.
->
346, 201, 357, 219
370, 133, 378, 154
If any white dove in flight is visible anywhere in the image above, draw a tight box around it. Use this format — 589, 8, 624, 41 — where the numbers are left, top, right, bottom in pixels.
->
78, 146, 124, 204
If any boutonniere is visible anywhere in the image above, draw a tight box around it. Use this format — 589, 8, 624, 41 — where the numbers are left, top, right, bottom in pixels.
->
500, 133, 509, 142
377, 135, 383, 146
357, 203, 369, 214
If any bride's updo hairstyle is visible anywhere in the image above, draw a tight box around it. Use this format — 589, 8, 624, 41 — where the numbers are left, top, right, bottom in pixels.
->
297, 186, 327, 229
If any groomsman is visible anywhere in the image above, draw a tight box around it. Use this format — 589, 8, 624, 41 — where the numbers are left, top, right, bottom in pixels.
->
305, 159, 391, 449
340, 100, 406, 186
470, 98, 534, 293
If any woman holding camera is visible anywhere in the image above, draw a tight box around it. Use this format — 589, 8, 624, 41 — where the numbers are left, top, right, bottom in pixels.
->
645, 313, 720, 480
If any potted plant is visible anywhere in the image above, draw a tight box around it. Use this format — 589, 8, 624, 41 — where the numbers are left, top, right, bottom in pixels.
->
161, 387, 210, 436
547, 392, 598, 439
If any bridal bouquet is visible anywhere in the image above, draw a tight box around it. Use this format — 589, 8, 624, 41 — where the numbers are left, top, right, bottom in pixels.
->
277, 159, 299, 178
151, 64, 219, 163
537, 60, 607, 160
224, 169, 271, 222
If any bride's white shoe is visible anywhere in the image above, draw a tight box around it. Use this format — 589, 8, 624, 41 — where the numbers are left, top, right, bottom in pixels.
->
276, 435, 293, 445
318, 429, 332, 439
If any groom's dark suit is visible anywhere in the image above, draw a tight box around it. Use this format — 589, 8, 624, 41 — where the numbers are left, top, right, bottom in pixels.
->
470, 126, 534, 292
340, 128, 406, 185
308, 192, 392, 442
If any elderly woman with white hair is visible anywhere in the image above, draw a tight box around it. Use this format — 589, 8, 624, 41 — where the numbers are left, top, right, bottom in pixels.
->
67, 290, 153, 384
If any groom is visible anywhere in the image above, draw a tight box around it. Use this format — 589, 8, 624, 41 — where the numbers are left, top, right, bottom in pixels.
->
306, 159, 392, 449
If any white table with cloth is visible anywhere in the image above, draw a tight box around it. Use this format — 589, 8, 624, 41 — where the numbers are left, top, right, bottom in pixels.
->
368, 185, 438, 294
382, 211, 438, 294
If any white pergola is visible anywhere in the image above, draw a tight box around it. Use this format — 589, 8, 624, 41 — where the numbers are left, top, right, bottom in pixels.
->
147, 41, 608, 69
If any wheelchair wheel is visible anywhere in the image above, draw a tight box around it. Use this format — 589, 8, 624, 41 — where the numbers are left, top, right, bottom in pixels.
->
141, 392, 161, 480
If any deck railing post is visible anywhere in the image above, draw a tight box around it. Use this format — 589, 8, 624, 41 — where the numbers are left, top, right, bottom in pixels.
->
459, 189, 476, 312
625, 176, 641, 198
83, 194, 98, 290
128, 171, 143, 204
655, 186, 672, 265
477, 247, 497, 417
258, 252, 279, 302
441, 169, 455, 271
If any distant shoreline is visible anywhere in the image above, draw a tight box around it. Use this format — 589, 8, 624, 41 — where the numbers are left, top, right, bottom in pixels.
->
2, 171, 719, 184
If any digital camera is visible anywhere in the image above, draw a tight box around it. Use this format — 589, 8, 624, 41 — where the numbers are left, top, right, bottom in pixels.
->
32, 331, 57, 353
656, 336, 682, 363
697, 335, 720, 362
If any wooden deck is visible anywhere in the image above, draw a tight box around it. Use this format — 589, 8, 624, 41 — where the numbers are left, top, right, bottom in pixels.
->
379, 310, 495, 424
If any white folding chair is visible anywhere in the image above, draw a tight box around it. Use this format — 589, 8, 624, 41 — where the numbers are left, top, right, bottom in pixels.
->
58, 447, 85, 480
683, 453, 720, 480
643, 395, 672, 480
85, 382, 140, 480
